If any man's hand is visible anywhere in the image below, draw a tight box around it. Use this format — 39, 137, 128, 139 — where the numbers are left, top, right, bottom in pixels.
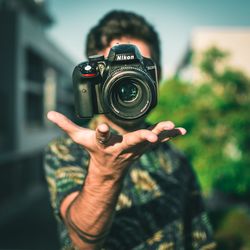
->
47, 111, 186, 249
47, 111, 186, 178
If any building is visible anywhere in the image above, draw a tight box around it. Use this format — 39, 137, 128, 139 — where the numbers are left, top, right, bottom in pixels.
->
0, 0, 76, 249
176, 28, 250, 81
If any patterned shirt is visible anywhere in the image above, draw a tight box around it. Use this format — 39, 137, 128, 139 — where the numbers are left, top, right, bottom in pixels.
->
44, 120, 216, 250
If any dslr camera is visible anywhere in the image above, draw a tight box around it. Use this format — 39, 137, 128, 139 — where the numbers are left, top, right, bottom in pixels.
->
72, 44, 158, 120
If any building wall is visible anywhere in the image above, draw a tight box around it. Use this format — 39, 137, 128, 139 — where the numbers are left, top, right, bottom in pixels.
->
192, 28, 250, 81
0, 2, 76, 249
176, 28, 250, 82
193, 28, 250, 72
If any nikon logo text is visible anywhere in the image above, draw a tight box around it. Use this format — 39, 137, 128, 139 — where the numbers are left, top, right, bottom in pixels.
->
116, 54, 135, 61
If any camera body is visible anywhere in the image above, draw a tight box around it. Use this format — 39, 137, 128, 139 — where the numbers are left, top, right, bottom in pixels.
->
72, 44, 158, 120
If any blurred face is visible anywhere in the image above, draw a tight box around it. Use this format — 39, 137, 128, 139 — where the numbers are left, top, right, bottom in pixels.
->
99, 37, 152, 131
101, 37, 151, 58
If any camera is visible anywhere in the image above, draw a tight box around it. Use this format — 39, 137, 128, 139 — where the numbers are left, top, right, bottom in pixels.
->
72, 44, 158, 120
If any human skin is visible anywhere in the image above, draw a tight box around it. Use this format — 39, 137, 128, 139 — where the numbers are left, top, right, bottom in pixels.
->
47, 38, 186, 250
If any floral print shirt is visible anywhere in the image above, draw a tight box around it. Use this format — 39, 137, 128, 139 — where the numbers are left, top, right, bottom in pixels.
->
44, 121, 216, 250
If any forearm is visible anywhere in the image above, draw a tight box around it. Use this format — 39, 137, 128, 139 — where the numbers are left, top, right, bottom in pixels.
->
47, 111, 185, 249
61, 160, 125, 250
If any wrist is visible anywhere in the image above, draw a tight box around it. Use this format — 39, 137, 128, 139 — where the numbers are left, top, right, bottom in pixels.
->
88, 158, 127, 182
66, 201, 109, 244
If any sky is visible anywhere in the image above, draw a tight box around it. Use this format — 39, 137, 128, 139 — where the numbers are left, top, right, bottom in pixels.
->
46, 0, 250, 77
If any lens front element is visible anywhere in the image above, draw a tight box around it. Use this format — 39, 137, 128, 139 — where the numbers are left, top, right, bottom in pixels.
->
118, 81, 139, 103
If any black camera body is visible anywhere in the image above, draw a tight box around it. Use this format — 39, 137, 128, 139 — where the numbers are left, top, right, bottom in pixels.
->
72, 44, 158, 120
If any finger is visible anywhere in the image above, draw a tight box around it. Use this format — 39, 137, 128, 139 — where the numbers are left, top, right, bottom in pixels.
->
124, 129, 158, 148
159, 127, 187, 142
151, 121, 175, 135
96, 123, 111, 146
47, 111, 82, 136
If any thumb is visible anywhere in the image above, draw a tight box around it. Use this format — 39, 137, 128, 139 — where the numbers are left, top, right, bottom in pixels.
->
96, 123, 111, 146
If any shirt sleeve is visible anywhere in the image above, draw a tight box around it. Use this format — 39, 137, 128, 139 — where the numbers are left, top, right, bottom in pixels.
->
183, 158, 216, 250
44, 135, 89, 220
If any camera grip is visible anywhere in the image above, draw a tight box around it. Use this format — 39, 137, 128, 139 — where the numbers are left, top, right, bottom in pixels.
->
73, 68, 94, 118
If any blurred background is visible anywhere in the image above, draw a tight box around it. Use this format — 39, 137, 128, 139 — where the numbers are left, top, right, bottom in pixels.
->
0, 0, 249, 249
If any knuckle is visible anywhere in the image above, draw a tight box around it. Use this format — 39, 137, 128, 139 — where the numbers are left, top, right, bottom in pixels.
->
140, 129, 148, 139
158, 121, 167, 127
165, 121, 175, 128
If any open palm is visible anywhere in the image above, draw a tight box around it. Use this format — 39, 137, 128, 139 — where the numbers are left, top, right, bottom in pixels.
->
47, 111, 186, 174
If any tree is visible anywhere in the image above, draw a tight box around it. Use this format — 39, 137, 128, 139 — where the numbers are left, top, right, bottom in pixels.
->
148, 47, 250, 197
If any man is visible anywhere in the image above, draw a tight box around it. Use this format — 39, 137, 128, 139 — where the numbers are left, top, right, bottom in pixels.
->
45, 10, 216, 250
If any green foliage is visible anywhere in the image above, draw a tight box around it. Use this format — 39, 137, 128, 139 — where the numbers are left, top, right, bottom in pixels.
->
215, 207, 250, 249
148, 47, 250, 196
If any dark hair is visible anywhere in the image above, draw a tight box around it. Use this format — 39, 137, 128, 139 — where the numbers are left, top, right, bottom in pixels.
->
86, 10, 161, 79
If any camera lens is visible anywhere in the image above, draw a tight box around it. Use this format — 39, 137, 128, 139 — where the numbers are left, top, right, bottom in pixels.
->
118, 81, 139, 103
103, 69, 157, 120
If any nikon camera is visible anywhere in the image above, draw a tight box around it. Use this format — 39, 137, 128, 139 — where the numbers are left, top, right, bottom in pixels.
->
72, 44, 158, 120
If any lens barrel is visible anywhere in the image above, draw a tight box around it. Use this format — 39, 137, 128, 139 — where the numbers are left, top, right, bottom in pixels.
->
103, 68, 157, 120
